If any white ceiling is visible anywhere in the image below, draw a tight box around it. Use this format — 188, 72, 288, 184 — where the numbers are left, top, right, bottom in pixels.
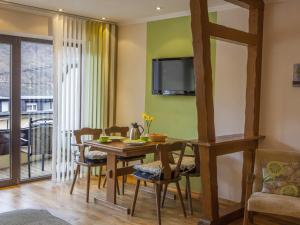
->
3, 0, 235, 24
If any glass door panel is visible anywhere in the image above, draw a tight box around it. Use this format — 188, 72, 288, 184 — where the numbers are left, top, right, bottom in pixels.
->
0, 43, 11, 184
20, 40, 53, 180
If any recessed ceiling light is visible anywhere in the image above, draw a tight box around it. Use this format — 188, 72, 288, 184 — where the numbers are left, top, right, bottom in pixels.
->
58, 8, 63, 12
156, 6, 161, 11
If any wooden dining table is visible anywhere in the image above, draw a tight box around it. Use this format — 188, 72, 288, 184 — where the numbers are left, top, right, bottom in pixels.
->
84, 138, 186, 214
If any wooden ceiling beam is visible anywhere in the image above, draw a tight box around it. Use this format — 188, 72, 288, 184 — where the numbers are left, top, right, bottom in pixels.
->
209, 22, 257, 46
224, 0, 262, 9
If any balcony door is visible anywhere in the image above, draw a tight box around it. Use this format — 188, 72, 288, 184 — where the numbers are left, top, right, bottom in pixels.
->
0, 35, 20, 187
0, 34, 53, 187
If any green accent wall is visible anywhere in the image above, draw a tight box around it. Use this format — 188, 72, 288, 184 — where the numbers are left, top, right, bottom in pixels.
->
145, 14, 217, 192
145, 14, 217, 140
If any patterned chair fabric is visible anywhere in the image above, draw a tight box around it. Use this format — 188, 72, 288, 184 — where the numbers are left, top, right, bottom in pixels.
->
74, 150, 107, 164
174, 156, 196, 172
134, 161, 177, 180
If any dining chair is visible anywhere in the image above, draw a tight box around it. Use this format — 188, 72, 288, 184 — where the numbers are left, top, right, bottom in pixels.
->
163, 142, 199, 215
104, 126, 146, 195
70, 128, 115, 202
131, 142, 187, 225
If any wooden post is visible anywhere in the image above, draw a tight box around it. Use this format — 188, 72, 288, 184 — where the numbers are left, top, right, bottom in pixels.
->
190, 0, 264, 224
190, 0, 216, 143
245, 3, 265, 137
199, 146, 219, 224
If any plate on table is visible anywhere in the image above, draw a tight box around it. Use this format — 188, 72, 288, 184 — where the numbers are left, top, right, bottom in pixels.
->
98, 139, 112, 144
108, 136, 125, 141
123, 139, 146, 146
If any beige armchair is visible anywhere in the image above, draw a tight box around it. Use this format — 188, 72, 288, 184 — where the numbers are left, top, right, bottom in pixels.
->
244, 148, 300, 225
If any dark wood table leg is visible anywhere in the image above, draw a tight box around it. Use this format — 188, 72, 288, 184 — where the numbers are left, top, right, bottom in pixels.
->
94, 153, 130, 214
106, 153, 117, 204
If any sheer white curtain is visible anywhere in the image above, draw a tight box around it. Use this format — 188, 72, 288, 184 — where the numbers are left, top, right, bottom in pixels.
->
52, 15, 117, 182
52, 15, 85, 182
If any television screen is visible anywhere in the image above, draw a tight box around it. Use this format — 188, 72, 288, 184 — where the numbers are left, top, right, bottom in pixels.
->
152, 57, 195, 96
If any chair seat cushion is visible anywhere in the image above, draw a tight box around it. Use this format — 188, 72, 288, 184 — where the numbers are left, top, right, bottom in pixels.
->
174, 156, 196, 172
85, 158, 107, 164
248, 192, 300, 219
83, 151, 107, 164
133, 161, 177, 180
133, 170, 174, 180
85, 151, 107, 160
118, 155, 146, 161
134, 160, 177, 175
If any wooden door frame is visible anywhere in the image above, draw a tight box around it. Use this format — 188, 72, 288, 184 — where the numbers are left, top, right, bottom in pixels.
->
0, 34, 20, 187
0, 34, 53, 188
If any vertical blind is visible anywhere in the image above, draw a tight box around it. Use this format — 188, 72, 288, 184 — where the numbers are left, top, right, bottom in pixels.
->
52, 15, 116, 182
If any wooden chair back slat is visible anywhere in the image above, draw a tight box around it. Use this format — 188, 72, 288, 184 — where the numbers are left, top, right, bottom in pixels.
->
73, 128, 102, 144
157, 141, 186, 180
105, 126, 129, 137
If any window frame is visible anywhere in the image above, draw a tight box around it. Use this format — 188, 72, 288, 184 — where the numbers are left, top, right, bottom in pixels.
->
0, 34, 53, 187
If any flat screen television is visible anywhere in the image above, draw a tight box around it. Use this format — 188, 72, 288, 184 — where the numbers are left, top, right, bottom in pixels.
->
152, 57, 195, 96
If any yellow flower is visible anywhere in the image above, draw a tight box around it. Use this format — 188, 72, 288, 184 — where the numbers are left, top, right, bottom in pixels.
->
142, 113, 154, 122
142, 113, 148, 120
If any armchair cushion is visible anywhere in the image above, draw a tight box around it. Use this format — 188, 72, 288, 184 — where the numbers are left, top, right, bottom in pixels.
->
262, 161, 300, 197
248, 192, 300, 219
254, 148, 300, 193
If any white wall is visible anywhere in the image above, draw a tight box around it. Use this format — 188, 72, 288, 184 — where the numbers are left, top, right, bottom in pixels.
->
214, 8, 249, 201
116, 23, 147, 126
0, 8, 51, 169
260, 0, 300, 152
0, 8, 51, 37
214, 0, 300, 202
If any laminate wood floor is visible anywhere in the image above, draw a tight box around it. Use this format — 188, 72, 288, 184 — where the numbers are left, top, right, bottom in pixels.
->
0, 159, 52, 180
0, 177, 243, 225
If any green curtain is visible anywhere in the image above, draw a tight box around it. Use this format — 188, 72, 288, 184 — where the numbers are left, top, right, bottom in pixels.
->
84, 21, 117, 129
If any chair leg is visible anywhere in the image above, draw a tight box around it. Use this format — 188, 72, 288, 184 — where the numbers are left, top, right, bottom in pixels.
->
70, 165, 80, 194
185, 179, 188, 200
131, 179, 141, 216
140, 159, 147, 187
103, 175, 107, 188
98, 166, 102, 189
161, 183, 168, 208
27, 154, 31, 178
176, 181, 187, 218
122, 161, 126, 195
125, 161, 129, 183
116, 178, 120, 195
41, 154, 45, 171
155, 184, 162, 225
186, 175, 193, 215
86, 166, 91, 203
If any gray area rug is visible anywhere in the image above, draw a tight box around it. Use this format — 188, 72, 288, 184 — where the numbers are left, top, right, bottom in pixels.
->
0, 209, 71, 225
